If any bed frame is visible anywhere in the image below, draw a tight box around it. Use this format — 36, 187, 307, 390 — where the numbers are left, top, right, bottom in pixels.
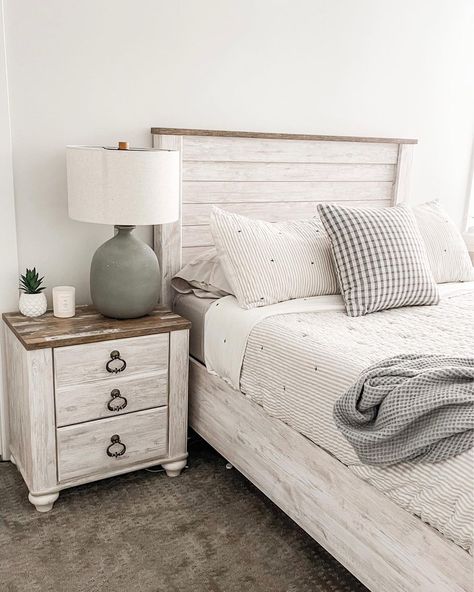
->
151, 127, 472, 592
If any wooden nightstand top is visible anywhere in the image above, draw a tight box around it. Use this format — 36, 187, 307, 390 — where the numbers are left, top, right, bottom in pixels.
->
2, 305, 191, 351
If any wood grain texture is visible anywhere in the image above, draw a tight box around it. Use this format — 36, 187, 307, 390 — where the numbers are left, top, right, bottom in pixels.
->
55, 372, 168, 427
152, 130, 415, 277
2, 305, 190, 351
182, 180, 394, 204
182, 135, 399, 163
189, 358, 472, 592
151, 127, 418, 144
393, 143, 414, 203
54, 333, 169, 389
57, 407, 168, 482
183, 161, 396, 182
5, 326, 56, 492
182, 199, 391, 227
182, 203, 392, 247
33, 453, 189, 495
181, 246, 215, 265
5, 316, 190, 510
153, 134, 183, 308
168, 329, 190, 458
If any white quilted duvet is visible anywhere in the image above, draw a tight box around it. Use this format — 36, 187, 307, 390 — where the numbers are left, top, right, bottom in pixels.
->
210, 284, 474, 552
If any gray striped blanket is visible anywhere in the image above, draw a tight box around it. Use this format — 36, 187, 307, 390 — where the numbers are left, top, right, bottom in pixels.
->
333, 354, 474, 465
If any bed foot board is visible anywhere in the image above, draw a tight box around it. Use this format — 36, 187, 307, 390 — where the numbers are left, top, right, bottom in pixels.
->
188, 358, 472, 592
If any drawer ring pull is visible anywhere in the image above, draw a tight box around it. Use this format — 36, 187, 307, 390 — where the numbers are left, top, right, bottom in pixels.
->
106, 350, 127, 374
107, 389, 128, 412
106, 434, 126, 458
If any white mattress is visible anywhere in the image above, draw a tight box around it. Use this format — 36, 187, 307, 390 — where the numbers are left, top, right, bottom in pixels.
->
173, 293, 213, 363
205, 284, 474, 552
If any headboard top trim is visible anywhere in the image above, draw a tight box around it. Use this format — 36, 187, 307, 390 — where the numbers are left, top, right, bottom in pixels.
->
151, 127, 417, 145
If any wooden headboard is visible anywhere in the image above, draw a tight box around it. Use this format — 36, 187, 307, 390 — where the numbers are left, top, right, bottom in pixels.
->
151, 127, 417, 306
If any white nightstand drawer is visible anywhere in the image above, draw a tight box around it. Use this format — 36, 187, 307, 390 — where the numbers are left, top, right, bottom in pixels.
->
54, 333, 169, 389
56, 372, 168, 427
57, 407, 168, 482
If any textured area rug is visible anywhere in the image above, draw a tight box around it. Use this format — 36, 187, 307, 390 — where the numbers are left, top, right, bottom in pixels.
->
0, 435, 367, 592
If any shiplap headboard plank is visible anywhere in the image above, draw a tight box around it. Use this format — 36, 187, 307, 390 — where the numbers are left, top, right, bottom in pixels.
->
152, 128, 417, 306
182, 180, 393, 204
182, 204, 396, 247
182, 198, 392, 226
393, 144, 414, 204
182, 162, 396, 183
182, 136, 399, 164
152, 134, 183, 307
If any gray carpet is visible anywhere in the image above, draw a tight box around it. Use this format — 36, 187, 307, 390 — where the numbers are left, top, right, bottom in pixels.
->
0, 435, 368, 592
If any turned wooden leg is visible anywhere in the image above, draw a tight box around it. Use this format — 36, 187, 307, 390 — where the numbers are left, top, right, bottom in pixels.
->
28, 492, 59, 512
162, 459, 187, 477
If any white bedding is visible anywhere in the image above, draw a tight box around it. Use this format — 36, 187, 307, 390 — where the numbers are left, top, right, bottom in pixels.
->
204, 283, 474, 552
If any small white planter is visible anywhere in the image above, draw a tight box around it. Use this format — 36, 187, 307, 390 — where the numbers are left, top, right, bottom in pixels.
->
19, 293, 47, 318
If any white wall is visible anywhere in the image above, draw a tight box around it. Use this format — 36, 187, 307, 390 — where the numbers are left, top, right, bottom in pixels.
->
3, 0, 474, 305
0, 0, 19, 458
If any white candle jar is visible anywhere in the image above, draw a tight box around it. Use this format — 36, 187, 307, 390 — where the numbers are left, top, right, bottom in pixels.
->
52, 286, 76, 318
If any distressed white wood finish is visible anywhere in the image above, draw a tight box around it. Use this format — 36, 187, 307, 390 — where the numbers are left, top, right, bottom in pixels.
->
393, 143, 414, 204
55, 372, 168, 426
57, 407, 168, 482
5, 326, 56, 493
151, 130, 471, 592
189, 358, 472, 592
28, 492, 59, 513
168, 329, 189, 460
3, 314, 190, 511
183, 136, 399, 164
183, 180, 394, 204
54, 333, 169, 388
181, 246, 214, 265
183, 205, 395, 247
183, 161, 396, 182
153, 133, 183, 307
182, 198, 391, 227
161, 458, 187, 477
152, 129, 416, 305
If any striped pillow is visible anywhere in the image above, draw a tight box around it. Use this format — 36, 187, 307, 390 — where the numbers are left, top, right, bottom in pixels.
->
413, 201, 474, 283
210, 207, 338, 309
317, 204, 439, 317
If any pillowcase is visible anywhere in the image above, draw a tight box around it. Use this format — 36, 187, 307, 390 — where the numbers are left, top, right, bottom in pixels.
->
171, 250, 234, 299
412, 200, 473, 283
317, 203, 439, 317
210, 206, 339, 309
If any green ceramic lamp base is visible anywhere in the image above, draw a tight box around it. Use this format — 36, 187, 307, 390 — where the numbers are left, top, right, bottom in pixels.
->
90, 226, 160, 319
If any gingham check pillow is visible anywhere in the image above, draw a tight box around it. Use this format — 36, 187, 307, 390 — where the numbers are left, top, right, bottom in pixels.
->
317, 204, 439, 317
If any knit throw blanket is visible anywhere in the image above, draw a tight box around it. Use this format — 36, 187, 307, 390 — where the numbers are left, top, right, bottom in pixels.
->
333, 354, 474, 465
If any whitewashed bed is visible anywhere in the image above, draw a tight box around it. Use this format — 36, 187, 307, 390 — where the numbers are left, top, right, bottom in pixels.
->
152, 127, 473, 592
205, 282, 474, 553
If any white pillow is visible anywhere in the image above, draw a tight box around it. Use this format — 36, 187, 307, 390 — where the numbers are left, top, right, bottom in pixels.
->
413, 201, 474, 283
210, 207, 339, 309
172, 250, 234, 299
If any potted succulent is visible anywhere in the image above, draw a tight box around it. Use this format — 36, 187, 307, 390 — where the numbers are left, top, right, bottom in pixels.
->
19, 268, 47, 317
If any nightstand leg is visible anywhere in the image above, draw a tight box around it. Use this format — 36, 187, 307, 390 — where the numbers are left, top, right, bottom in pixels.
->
162, 459, 187, 477
28, 492, 59, 512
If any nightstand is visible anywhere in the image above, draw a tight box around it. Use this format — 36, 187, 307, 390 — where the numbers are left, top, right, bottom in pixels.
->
2, 306, 191, 512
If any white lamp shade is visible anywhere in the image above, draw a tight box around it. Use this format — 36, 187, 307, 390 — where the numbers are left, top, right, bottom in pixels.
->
66, 146, 180, 225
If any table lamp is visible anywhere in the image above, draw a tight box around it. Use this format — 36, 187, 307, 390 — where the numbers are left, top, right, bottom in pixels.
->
66, 143, 179, 319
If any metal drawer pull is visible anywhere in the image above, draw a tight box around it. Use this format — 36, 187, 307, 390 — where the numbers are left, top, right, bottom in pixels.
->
106, 434, 126, 458
107, 389, 128, 412
106, 350, 127, 374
